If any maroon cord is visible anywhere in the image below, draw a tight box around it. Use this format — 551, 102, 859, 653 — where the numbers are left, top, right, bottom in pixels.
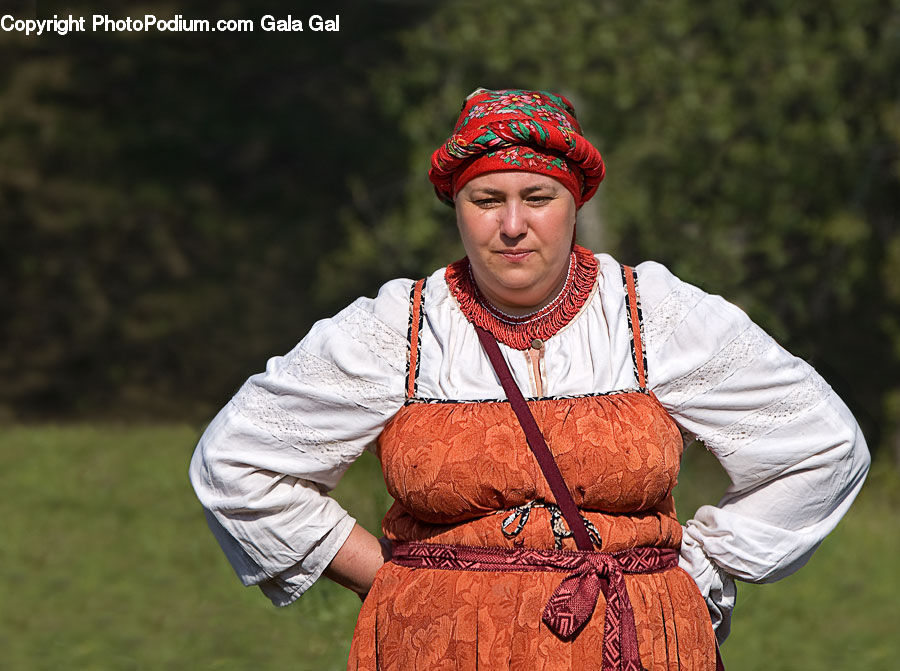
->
475, 325, 594, 551
475, 325, 725, 670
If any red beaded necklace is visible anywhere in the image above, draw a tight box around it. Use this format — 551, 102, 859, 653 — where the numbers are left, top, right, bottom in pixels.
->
446, 245, 598, 350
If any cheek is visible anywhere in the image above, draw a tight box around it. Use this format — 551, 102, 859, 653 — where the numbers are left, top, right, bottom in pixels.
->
455, 211, 492, 251
536, 208, 576, 249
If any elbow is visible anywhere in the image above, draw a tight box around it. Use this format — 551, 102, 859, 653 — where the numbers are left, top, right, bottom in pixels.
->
848, 422, 870, 490
822, 394, 870, 501
188, 410, 235, 510
188, 438, 213, 503
821, 416, 870, 520
837, 408, 870, 483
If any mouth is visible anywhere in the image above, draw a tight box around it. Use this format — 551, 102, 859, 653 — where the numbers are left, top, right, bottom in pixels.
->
495, 249, 533, 262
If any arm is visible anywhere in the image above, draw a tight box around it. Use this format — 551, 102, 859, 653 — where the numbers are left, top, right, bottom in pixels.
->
189, 280, 412, 605
638, 261, 870, 641
324, 524, 393, 598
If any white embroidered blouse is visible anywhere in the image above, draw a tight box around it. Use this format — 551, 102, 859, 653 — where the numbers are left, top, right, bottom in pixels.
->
189, 253, 869, 639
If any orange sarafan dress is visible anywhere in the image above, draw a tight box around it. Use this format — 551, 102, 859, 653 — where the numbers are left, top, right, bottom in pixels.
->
348, 264, 718, 670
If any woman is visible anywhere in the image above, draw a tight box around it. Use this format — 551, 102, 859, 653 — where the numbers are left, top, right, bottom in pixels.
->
190, 88, 870, 670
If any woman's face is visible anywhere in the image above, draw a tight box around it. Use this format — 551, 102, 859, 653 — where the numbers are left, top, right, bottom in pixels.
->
455, 171, 577, 315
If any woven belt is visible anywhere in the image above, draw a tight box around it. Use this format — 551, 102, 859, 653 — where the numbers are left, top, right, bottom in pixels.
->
391, 540, 678, 671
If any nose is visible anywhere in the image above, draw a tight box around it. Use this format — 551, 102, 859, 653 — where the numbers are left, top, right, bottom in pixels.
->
498, 200, 528, 239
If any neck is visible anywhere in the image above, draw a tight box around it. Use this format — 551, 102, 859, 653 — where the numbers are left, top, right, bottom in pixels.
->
445, 245, 599, 350
471, 253, 574, 318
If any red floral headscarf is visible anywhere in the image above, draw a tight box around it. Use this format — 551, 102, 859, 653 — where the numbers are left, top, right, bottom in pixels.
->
429, 88, 605, 208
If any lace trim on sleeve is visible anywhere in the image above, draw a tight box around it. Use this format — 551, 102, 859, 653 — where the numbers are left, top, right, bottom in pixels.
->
230, 301, 407, 464
333, 302, 407, 374
230, 382, 339, 463
282, 346, 397, 407
699, 369, 831, 457
664, 323, 773, 410
644, 281, 706, 352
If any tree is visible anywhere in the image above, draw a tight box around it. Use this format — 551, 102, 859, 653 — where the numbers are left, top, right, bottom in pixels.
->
1, 0, 433, 418
327, 0, 900, 457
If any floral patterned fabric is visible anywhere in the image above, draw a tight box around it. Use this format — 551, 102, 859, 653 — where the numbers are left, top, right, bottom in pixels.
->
429, 88, 606, 207
347, 393, 716, 670
346, 266, 718, 668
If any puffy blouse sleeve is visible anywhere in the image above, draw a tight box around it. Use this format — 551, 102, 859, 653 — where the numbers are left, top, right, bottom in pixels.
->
189, 279, 412, 605
637, 261, 870, 641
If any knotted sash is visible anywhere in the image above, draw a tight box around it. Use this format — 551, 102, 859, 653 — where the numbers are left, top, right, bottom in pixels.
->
391, 541, 678, 671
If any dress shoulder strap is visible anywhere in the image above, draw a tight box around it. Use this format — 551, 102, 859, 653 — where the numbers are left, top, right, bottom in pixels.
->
620, 265, 648, 389
405, 278, 427, 400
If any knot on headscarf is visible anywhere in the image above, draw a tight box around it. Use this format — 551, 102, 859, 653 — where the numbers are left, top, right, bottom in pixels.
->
428, 88, 605, 208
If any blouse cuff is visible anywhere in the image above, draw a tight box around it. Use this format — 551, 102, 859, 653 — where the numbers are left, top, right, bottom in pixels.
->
679, 530, 737, 643
203, 504, 357, 606
258, 514, 357, 606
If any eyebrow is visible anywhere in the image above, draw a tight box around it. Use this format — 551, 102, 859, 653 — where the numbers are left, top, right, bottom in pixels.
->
521, 185, 556, 194
470, 184, 558, 196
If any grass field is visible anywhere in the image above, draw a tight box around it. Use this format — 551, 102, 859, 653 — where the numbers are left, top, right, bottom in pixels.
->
2, 424, 897, 670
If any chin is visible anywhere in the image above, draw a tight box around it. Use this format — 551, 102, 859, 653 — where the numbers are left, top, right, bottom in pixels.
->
495, 284, 544, 307
497, 260, 543, 279
495, 274, 540, 294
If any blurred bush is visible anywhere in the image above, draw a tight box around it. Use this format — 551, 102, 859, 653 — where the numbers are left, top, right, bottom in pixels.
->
3, 0, 899, 458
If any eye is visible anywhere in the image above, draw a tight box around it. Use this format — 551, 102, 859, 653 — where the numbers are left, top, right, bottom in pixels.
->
472, 197, 501, 208
526, 195, 553, 205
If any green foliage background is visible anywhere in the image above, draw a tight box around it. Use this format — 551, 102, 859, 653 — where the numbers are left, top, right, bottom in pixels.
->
3, 0, 899, 458
4, 2, 900, 669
